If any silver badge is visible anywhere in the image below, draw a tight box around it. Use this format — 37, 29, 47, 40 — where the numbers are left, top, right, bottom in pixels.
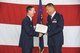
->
52, 19, 57, 23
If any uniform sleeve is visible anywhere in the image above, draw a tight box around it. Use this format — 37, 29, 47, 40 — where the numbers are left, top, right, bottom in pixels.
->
22, 19, 38, 36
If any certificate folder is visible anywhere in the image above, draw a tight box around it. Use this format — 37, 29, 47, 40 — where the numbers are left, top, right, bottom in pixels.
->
35, 24, 48, 33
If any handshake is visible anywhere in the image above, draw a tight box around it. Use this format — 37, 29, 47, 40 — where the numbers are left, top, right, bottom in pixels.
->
39, 33, 43, 37
39, 33, 48, 37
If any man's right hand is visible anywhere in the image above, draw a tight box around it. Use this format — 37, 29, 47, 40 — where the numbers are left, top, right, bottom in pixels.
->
39, 33, 43, 37
44, 33, 48, 35
34, 26, 36, 29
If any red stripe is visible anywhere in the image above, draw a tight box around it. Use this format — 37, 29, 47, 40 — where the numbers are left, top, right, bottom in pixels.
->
0, 2, 80, 26
0, 45, 80, 53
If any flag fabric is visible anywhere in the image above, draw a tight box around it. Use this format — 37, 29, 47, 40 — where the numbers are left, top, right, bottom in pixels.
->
0, 0, 80, 53
38, 0, 43, 24
37, 0, 44, 52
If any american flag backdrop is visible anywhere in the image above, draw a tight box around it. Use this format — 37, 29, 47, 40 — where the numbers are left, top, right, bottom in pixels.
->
0, 0, 80, 53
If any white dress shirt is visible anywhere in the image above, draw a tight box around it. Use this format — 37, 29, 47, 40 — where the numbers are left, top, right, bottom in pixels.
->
27, 15, 32, 21
51, 11, 56, 19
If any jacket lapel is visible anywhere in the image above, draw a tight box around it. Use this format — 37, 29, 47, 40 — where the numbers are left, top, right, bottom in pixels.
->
51, 13, 57, 21
27, 16, 33, 25
51, 13, 58, 23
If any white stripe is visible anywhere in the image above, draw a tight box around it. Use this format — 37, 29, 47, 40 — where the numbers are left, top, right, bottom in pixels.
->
0, 0, 80, 5
0, 24, 80, 47
0, 24, 21, 46
63, 26, 80, 47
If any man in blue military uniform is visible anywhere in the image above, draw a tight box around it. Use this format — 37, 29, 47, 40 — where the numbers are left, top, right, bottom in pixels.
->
45, 3, 64, 53
19, 6, 42, 53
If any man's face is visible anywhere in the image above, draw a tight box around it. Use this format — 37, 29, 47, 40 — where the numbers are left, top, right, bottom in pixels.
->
46, 6, 55, 15
29, 8, 36, 17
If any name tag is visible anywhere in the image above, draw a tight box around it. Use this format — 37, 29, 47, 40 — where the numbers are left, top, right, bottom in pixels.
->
30, 25, 32, 27
52, 19, 57, 23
